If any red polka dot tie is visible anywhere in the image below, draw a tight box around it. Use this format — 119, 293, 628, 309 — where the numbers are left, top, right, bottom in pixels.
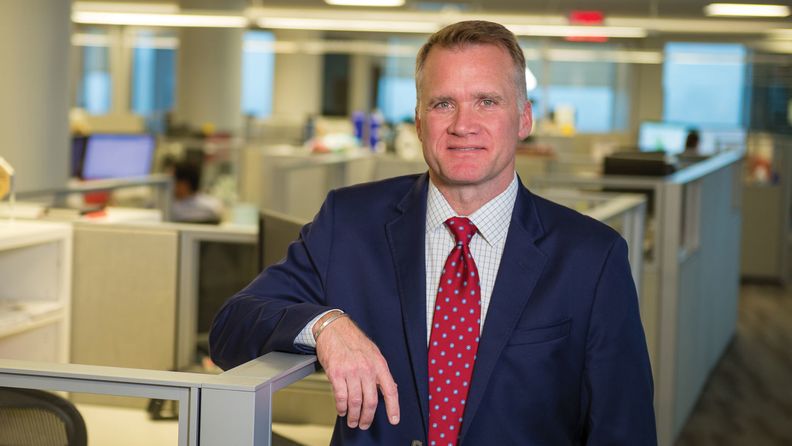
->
428, 217, 481, 446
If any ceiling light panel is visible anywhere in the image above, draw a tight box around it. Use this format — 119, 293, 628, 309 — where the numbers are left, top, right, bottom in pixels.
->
325, 0, 405, 6
72, 11, 247, 28
704, 3, 790, 17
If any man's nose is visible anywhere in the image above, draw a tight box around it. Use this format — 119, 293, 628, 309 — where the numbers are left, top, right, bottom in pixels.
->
448, 104, 479, 136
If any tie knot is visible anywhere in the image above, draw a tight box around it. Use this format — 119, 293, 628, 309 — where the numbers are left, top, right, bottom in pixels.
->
445, 217, 478, 246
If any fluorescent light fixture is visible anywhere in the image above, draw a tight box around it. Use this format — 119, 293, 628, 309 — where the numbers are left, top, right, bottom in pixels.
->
506, 24, 647, 39
256, 17, 437, 33
72, 11, 247, 28
72, 2, 179, 14
325, 0, 405, 6
704, 3, 790, 17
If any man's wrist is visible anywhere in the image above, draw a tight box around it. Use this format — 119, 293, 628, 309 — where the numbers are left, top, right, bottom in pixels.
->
312, 309, 346, 340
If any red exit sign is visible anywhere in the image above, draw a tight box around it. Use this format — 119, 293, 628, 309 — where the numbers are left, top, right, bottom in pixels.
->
567, 10, 607, 42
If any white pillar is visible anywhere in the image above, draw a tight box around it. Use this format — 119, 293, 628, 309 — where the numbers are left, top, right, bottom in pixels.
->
175, 0, 245, 134
0, 0, 71, 192
349, 54, 374, 114
272, 30, 324, 122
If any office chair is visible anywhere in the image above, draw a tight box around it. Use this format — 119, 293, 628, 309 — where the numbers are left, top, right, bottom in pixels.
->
0, 387, 88, 446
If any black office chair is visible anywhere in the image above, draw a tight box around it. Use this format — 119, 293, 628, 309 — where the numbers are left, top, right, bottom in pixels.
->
0, 387, 87, 446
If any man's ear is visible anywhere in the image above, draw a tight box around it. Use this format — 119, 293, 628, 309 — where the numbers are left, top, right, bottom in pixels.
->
415, 107, 423, 142
518, 100, 533, 140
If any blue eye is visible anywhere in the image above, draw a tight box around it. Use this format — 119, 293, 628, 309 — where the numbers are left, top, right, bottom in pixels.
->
434, 101, 451, 109
482, 99, 495, 107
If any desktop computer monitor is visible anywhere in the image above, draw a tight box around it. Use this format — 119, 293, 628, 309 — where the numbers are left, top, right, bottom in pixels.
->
638, 122, 688, 155
81, 134, 156, 180
697, 128, 746, 155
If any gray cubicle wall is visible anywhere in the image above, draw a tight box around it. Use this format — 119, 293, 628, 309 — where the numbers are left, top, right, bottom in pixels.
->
530, 150, 743, 446
71, 223, 179, 407
671, 159, 742, 432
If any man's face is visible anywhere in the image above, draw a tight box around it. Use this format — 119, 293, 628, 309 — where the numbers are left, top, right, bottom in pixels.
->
415, 44, 532, 195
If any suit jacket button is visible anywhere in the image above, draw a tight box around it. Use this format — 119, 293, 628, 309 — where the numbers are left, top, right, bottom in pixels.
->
411, 441, 423, 446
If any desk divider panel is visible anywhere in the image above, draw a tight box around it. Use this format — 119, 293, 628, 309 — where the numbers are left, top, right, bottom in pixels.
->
71, 223, 179, 407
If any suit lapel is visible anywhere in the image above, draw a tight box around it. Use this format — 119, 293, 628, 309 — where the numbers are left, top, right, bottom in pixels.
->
460, 184, 548, 441
385, 173, 431, 436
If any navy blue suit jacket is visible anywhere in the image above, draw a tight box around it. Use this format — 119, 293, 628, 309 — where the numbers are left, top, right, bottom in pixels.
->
210, 173, 656, 445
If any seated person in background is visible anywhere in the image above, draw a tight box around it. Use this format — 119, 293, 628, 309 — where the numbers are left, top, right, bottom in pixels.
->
683, 129, 700, 155
171, 162, 224, 224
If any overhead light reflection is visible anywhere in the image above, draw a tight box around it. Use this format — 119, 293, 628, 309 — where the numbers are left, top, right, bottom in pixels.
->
72, 11, 247, 28
256, 17, 437, 33
324, 0, 405, 6
506, 24, 647, 39
704, 3, 790, 17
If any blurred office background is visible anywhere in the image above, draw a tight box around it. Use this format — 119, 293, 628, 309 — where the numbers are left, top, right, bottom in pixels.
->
0, 0, 791, 445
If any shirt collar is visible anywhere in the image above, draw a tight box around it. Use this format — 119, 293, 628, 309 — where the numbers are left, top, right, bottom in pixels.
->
426, 173, 518, 246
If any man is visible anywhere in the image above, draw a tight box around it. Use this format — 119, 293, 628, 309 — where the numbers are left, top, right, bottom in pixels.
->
170, 161, 224, 224
210, 20, 656, 445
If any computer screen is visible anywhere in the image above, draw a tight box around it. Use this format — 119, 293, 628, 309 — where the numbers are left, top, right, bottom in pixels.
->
698, 128, 746, 155
638, 122, 688, 154
81, 134, 155, 180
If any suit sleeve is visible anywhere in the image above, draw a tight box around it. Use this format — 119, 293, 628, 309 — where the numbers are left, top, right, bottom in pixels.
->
583, 236, 657, 445
208, 191, 339, 371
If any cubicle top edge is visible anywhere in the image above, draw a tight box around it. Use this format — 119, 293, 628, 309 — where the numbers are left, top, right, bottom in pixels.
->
0, 220, 72, 251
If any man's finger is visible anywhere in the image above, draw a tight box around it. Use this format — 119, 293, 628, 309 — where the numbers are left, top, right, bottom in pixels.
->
328, 373, 349, 417
346, 377, 363, 429
359, 376, 379, 430
378, 370, 400, 425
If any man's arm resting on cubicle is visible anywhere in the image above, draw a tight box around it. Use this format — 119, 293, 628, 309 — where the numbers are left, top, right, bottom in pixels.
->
208, 191, 401, 430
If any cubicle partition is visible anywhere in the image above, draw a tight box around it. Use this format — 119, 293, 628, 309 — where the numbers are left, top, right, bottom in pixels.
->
17, 174, 174, 221
67, 221, 258, 377
530, 150, 744, 446
238, 147, 375, 221
0, 352, 317, 446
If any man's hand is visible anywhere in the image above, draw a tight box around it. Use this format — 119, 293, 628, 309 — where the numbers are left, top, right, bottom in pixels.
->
314, 313, 400, 430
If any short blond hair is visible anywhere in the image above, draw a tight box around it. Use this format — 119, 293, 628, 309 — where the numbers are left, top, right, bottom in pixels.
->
415, 20, 527, 107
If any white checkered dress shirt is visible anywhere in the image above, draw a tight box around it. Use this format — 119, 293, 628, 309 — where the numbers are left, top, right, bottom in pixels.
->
424, 174, 517, 342
295, 173, 518, 347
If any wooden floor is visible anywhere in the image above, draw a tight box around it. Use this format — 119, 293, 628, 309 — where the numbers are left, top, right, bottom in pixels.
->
676, 284, 792, 446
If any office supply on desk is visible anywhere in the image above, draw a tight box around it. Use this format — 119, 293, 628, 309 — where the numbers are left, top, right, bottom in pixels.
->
0, 157, 14, 202
604, 151, 677, 176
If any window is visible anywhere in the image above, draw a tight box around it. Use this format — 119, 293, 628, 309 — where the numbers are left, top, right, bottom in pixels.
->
527, 42, 622, 133
131, 31, 177, 132
663, 43, 747, 127
241, 31, 276, 118
377, 38, 420, 123
75, 30, 112, 114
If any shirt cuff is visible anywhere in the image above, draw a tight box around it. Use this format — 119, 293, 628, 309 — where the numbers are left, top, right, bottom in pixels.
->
294, 309, 339, 349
